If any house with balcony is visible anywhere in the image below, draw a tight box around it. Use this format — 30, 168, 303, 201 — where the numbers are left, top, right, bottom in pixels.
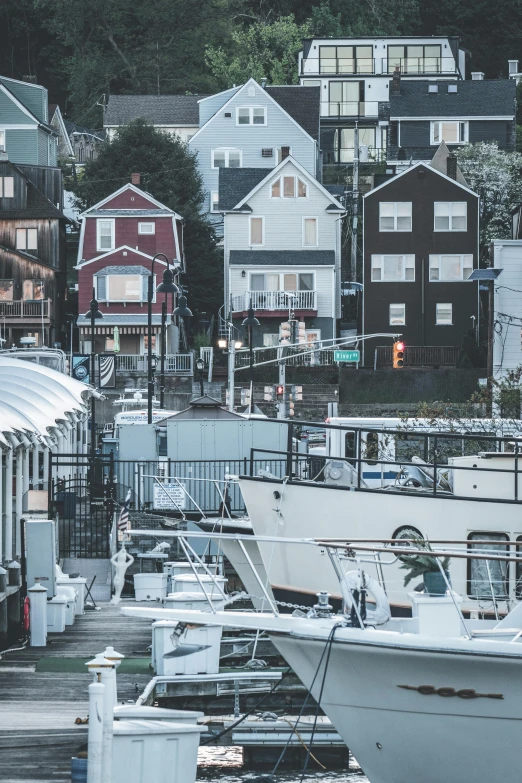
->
221, 155, 345, 345
75, 177, 191, 374
0, 75, 58, 165
387, 75, 516, 164
298, 36, 466, 170
189, 78, 320, 226
0, 156, 68, 347
362, 144, 479, 366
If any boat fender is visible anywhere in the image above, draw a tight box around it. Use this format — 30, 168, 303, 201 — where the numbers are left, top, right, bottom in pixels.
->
23, 596, 30, 631
341, 570, 391, 626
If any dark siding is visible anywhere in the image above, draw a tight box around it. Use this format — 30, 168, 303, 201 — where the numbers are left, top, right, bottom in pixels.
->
18, 165, 63, 210
363, 165, 479, 365
468, 120, 507, 147
399, 121, 430, 147
0, 163, 27, 210
0, 219, 61, 270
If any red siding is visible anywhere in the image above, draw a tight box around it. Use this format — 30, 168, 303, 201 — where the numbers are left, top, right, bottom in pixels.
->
102, 190, 159, 210
81, 216, 177, 261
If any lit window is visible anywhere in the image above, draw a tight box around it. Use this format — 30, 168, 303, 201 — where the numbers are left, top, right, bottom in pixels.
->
284, 177, 295, 198
431, 121, 468, 144
371, 255, 415, 282
271, 176, 307, 198
0, 280, 13, 300
0, 177, 14, 198
429, 254, 473, 281
138, 222, 155, 234
389, 303, 406, 325
303, 218, 318, 246
379, 202, 412, 231
250, 217, 264, 245
16, 228, 38, 251
236, 107, 267, 125
23, 280, 44, 300
96, 219, 115, 251
434, 202, 467, 231
211, 149, 241, 168
97, 273, 145, 302
435, 303, 453, 325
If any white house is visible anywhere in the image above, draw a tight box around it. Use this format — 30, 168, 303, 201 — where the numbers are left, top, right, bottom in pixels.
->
492, 240, 522, 381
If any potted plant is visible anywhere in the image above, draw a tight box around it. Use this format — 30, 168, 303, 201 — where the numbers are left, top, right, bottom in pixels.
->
399, 537, 451, 595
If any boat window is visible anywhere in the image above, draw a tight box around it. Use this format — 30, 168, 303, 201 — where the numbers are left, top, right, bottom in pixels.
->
517, 536, 522, 599
467, 533, 509, 600
364, 432, 379, 465
344, 431, 356, 466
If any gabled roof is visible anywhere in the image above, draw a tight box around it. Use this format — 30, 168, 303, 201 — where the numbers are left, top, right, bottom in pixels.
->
389, 79, 516, 119
48, 104, 75, 157
75, 245, 172, 269
218, 168, 272, 210
104, 94, 206, 127
230, 155, 345, 212
169, 395, 243, 420
364, 160, 479, 199
429, 141, 468, 187
0, 161, 67, 219
80, 183, 181, 219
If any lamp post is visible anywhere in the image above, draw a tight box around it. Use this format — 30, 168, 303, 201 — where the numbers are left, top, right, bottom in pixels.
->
84, 288, 103, 458
160, 300, 167, 410
196, 356, 205, 397
147, 254, 179, 424
242, 301, 260, 413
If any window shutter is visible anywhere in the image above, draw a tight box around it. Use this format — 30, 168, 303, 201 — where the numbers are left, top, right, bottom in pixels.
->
97, 275, 106, 300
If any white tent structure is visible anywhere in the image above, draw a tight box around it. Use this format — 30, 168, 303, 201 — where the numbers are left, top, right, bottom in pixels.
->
0, 357, 94, 569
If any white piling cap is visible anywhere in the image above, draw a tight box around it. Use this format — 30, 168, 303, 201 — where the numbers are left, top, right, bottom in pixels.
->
86, 652, 115, 669
102, 645, 125, 662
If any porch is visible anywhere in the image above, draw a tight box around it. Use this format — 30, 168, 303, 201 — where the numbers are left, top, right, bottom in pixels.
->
231, 290, 317, 314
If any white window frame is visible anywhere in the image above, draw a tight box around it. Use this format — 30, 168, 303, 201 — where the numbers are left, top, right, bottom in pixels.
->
16, 228, 38, 251
236, 106, 267, 126
379, 202, 412, 232
270, 175, 308, 199
0, 130, 5, 151
96, 218, 115, 252
210, 192, 220, 213
389, 303, 406, 326
211, 148, 242, 169
302, 217, 318, 247
430, 120, 468, 145
99, 273, 155, 303
138, 222, 155, 235
248, 271, 316, 292
0, 176, 14, 198
433, 202, 467, 232
249, 216, 265, 247
371, 254, 415, 282
429, 254, 473, 281
436, 303, 453, 325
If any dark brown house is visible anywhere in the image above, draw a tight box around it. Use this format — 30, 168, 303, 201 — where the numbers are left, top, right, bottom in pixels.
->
362, 148, 479, 366
0, 156, 68, 347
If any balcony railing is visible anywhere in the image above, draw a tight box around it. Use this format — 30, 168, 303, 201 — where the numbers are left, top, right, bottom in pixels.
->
231, 290, 317, 313
384, 57, 458, 75
115, 353, 193, 376
304, 58, 376, 75
0, 299, 51, 319
323, 147, 386, 164
376, 345, 460, 367
320, 101, 379, 118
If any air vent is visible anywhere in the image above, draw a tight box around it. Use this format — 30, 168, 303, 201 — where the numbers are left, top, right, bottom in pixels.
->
224, 112, 232, 118
262, 148, 274, 157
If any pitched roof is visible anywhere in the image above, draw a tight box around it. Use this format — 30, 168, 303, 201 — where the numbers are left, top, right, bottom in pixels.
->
87, 208, 173, 217
63, 118, 104, 141
0, 167, 65, 220
104, 94, 207, 127
218, 168, 272, 210
229, 250, 335, 266
94, 265, 151, 276
429, 140, 468, 187
389, 79, 516, 118
265, 86, 320, 140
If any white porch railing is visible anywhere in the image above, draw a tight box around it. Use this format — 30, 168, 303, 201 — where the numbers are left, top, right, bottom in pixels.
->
115, 353, 193, 376
231, 290, 317, 313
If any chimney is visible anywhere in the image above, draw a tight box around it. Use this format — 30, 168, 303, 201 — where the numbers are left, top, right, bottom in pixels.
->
509, 59, 519, 75
447, 152, 457, 181
131, 172, 140, 186
471, 72, 484, 80
280, 146, 290, 160
391, 66, 401, 95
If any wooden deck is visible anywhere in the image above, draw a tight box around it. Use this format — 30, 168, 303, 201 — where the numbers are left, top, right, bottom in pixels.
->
0, 602, 153, 782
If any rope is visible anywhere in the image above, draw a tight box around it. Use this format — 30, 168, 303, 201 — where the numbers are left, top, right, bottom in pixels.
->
280, 717, 327, 770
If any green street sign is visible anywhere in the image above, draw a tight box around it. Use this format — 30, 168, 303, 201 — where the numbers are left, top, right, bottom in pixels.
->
334, 349, 360, 363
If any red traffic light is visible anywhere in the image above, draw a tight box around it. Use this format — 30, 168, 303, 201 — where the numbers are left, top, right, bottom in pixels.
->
276, 385, 284, 396
396, 341, 405, 352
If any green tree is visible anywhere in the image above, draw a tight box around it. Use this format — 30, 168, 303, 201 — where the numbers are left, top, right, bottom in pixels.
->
72, 119, 223, 317
456, 142, 522, 260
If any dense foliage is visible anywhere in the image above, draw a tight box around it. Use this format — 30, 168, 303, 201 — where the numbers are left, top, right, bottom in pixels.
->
72, 120, 223, 316
0, 0, 519, 123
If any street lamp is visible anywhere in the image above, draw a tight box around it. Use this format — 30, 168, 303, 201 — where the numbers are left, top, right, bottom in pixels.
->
148, 256, 179, 424
84, 288, 103, 458
195, 356, 205, 397
242, 301, 260, 403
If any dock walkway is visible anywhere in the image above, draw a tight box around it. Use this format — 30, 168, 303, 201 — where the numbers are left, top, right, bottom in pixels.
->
0, 603, 152, 782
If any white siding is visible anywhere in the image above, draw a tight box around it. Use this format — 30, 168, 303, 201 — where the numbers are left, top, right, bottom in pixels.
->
493, 241, 522, 378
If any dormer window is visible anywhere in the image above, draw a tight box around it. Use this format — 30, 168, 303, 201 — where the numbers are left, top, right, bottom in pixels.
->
271, 176, 307, 198
428, 84, 438, 93
237, 107, 267, 126
447, 84, 457, 93
96, 219, 115, 251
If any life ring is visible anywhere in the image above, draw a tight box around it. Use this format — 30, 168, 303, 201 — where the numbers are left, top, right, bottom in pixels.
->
23, 596, 30, 631
341, 570, 391, 626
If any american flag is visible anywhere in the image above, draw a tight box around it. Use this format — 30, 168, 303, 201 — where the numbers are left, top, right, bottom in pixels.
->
118, 489, 131, 532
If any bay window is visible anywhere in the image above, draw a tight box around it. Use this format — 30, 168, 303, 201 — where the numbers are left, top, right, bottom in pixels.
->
434, 202, 467, 231
431, 121, 468, 144
429, 254, 473, 281
96, 273, 152, 302
379, 202, 412, 231
96, 219, 115, 251
371, 255, 415, 282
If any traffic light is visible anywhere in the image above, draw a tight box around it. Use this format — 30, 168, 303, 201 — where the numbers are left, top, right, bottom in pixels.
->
297, 321, 306, 344
393, 340, 405, 369
275, 384, 285, 398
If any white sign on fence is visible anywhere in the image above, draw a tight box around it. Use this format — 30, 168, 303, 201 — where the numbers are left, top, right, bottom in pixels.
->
153, 482, 187, 510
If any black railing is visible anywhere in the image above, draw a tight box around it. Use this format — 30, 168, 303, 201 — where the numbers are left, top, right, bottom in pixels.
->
375, 345, 460, 367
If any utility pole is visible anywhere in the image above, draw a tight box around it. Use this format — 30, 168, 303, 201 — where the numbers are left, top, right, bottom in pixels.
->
227, 332, 236, 412
351, 123, 359, 282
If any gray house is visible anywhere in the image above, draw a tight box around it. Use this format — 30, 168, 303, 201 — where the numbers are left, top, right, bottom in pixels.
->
222, 155, 345, 345
0, 76, 58, 166
189, 78, 320, 225
388, 77, 516, 164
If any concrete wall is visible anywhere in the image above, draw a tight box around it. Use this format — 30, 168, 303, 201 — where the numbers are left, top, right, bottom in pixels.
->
339, 367, 483, 403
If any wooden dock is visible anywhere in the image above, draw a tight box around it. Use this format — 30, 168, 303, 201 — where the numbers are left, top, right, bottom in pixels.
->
0, 602, 152, 782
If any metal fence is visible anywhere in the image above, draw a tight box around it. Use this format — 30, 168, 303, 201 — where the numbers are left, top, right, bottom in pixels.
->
115, 353, 193, 375
376, 345, 460, 368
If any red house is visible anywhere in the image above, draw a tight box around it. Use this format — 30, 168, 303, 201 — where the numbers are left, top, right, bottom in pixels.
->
76, 177, 183, 356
